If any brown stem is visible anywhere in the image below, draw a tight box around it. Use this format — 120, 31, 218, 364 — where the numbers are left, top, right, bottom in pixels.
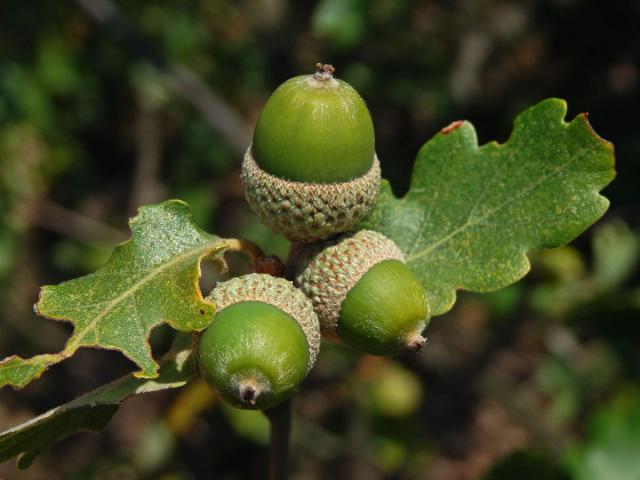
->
130, 92, 165, 213
253, 255, 286, 277
222, 238, 265, 264
264, 399, 292, 480
31, 200, 128, 245
74, 0, 252, 155
222, 238, 285, 277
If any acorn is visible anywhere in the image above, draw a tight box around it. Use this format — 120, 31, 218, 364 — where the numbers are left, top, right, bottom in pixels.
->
242, 63, 381, 243
198, 274, 320, 410
292, 230, 429, 356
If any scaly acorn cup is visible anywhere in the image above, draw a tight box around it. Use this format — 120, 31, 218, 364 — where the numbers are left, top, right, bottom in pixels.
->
292, 230, 430, 356
198, 273, 320, 410
242, 63, 381, 243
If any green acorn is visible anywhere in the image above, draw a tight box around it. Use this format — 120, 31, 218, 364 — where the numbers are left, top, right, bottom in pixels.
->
292, 230, 430, 356
242, 63, 381, 242
198, 274, 320, 410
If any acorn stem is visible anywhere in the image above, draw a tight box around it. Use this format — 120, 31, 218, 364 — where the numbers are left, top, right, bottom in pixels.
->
222, 239, 286, 277
223, 237, 266, 267
264, 398, 292, 480
253, 255, 286, 277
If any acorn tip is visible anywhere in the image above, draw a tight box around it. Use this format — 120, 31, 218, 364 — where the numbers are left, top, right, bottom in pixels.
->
238, 377, 268, 406
314, 63, 336, 80
406, 331, 427, 352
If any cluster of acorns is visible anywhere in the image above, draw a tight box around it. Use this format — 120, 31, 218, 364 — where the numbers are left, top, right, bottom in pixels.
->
198, 64, 430, 410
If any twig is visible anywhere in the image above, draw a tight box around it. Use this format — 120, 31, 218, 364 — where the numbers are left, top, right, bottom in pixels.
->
31, 200, 128, 245
130, 94, 165, 212
165, 66, 252, 155
264, 399, 292, 480
74, 0, 252, 155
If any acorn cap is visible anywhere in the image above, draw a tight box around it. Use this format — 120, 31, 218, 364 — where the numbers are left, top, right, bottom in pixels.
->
291, 230, 405, 335
242, 148, 381, 243
208, 273, 321, 370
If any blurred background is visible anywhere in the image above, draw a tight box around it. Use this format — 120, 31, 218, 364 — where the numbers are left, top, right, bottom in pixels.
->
1, 0, 639, 479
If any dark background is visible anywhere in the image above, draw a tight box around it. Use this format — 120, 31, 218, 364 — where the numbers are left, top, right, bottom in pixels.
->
1, 0, 639, 479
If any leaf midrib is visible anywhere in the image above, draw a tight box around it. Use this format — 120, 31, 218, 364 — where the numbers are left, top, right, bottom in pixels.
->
406, 147, 587, 263
66, 241, 217, 350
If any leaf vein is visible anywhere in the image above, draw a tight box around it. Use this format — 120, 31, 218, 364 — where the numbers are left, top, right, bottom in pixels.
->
65, 242, 215, 351
406, 150, 583, 263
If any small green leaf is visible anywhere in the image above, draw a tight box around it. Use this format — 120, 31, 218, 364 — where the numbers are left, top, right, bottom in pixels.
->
565, 388, 640, 480
0, 200, 226, 388
0, 354, 63, 389
361, 99, 615, 315
0, 337, 196, 469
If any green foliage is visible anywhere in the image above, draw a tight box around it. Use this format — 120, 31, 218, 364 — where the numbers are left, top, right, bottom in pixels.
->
221, 403, 270, 445
361, 99, 615, 315
535, 341, 621, 425
0, 1, 634, 476
0, 200, 226, 388
0, 98, 618, 472
530, 220, 638, 318
565, 389, 640, 480
0, 337, 195, 470
356, 359, 422, 418
591, 220, 639, 289
312, 0, 367, 49
0, 124, 49, 280
0, 354, 62, 390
